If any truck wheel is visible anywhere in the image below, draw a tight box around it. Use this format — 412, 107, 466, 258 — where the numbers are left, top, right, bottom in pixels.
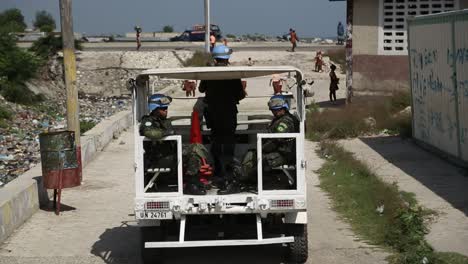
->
285, 224, 308, 264
140, 226, 164, 264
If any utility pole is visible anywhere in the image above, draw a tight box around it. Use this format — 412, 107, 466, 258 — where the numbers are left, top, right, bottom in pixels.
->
59, 0, 82, 179
204, 0, 210, 53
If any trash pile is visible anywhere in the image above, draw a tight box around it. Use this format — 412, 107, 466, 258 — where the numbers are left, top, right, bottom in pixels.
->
79, 93, 130, 124
0, 94, 130, 187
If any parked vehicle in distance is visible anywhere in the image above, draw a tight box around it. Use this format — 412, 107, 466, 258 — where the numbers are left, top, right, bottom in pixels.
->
170, 24, 222, 42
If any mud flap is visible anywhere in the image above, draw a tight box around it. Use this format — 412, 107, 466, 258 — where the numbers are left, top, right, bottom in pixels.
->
284, 212, 307, 224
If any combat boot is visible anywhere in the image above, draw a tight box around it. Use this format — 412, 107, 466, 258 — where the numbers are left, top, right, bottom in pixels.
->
184, 183, 206, 195
217, 180, 240, 195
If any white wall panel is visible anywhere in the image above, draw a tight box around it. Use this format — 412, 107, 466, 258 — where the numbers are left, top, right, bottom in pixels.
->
409, 22, 458, 156
455, 19, 468, 161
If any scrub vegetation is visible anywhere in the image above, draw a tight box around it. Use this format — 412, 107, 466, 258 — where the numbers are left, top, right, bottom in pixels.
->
80, 120, 96, 134
0, 9, 81, 106
0, 105, 12, 128
318, 142, 468, 264
0, 29, 43, 104
306, 91, 412, 141
183, 50, 212, 67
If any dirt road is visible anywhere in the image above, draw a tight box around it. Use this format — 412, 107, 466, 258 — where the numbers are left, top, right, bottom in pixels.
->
0, 132, 388, 264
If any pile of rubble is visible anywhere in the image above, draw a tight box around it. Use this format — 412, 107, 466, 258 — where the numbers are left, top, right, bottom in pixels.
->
0, 94, 131, 187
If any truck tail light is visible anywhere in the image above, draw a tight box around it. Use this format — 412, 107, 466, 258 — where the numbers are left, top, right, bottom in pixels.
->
146, 201, 170, 210
270, 199, 294, 208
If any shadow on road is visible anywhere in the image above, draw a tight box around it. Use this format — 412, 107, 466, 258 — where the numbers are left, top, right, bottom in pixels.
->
40, 202, 76, 213
163, 245, 284, 264
315, 98, 346, 108
91, 222, 286, 264
360, 136, 468, 216
91, 222, 140, 264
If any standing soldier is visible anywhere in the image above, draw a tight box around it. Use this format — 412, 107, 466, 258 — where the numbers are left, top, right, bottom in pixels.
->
241, 95, 299, 183
198, 45, 246, 194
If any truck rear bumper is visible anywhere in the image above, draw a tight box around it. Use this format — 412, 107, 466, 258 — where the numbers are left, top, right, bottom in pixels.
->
145, 236, 294, 248
143, 214, 300, 249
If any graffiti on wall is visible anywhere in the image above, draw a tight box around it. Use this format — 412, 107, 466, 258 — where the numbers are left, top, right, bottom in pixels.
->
409, 20, 468, 161
409, 45, 459, 145
345, 0, 353, 103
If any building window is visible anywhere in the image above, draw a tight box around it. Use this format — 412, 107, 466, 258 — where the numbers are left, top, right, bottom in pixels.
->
378, 0, 458, 55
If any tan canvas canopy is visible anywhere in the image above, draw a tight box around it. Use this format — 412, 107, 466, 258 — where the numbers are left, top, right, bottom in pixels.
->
137, 66, 303, 81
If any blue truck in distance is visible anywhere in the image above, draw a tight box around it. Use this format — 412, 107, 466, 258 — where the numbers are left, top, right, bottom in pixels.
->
171, 24, 222, 42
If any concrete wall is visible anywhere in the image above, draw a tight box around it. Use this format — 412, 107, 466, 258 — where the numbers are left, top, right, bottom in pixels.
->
409, 10, 468, 165
351, 0, 406, 95
461, 0, 468, 9
351, 0, 468, 95
0, 111, 132, 244
125, 32, 180, 39
353, 0, 379, 55
353, 55, 410, 95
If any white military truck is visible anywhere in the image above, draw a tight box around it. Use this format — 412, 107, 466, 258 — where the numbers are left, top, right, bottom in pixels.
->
131, 66, 309, 263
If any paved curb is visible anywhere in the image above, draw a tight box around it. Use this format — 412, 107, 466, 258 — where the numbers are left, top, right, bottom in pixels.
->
338, 137, 468, 256
0, 110, 132, 244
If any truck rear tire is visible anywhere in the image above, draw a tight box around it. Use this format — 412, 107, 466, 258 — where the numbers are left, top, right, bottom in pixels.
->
140, 226, 164, 264
285, 224, 308, 264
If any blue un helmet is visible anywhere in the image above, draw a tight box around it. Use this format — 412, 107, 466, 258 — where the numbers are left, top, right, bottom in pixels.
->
267, 95, 289, 111
148, 94, 172, 112
211, 45, 233, 60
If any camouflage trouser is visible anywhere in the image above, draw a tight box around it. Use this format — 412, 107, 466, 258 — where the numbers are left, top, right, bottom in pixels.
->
241, 150, 286, 182
182, 144, 212, 183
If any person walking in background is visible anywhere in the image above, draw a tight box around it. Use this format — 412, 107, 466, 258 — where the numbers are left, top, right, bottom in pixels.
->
209, 32, 216, 52
134, 26, 142, 51
183, 80, 197, 97
270, 74, 285, 95
337, 22, 345, 45
329, 64, 339, 104
289, 28, 298, 52
314, 51, 324, 72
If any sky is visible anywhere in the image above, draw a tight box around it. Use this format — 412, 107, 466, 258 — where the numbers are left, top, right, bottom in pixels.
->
0, 0, 346, 37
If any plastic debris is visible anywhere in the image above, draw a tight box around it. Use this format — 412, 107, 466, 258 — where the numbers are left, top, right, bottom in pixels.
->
376, 204, 385, 215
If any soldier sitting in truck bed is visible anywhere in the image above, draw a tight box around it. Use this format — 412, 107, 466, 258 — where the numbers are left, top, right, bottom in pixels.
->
241, 95, 299, 184
139, 94, 210, 195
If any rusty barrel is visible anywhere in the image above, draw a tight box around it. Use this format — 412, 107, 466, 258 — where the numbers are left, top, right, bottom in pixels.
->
39, 131, 81, 189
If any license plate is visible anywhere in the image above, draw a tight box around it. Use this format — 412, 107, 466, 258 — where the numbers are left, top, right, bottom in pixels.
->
138, 211, 173, 219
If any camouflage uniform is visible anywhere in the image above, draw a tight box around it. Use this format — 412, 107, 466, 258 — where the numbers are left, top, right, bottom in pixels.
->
182, 143, 213, 180
139, 114, 176, 171
139, 115, 175, 141
140, 113, 213, 191
241, 112, 299, 182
